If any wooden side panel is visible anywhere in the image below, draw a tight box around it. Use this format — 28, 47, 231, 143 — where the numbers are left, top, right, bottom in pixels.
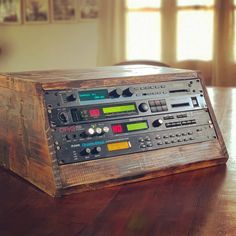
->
0, 85, 58, 196
59, 140, 227, 194
0, 74, 41, 96
199, 73, 229, 160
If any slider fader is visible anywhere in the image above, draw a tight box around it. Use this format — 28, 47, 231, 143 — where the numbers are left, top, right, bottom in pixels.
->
0, 65, 228, 196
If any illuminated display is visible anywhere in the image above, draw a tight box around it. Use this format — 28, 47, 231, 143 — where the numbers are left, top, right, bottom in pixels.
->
126, 122, 148, 132
111, 124, 123, 134
79, 89, 108, 101
111, 121, 148, 134
103, 104, 136, 114
107, 141, 130, 152
89, 109, 101, 117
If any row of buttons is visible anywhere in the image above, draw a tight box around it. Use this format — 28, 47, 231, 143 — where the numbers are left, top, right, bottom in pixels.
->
157, 137, 195, 145
163, 113, 188, 120
138, 136, 153, 148
155, 131, 193, 140
139, 85, 166, 90
149, 99, 168, 113
165, 119, 196, 128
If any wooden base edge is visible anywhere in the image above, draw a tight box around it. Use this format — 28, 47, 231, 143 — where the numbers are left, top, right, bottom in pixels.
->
60, 157, 227, 196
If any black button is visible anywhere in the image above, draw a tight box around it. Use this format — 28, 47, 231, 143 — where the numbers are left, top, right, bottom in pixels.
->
163, 115, 174, 120
151, 107, 158, 113
160, 100, 166, 105
148, 100, 155, 107
162, 105, 168, 111
155, 100, 161, 106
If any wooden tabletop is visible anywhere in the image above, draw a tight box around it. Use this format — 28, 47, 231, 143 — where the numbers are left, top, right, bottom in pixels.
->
0, 87, 235, 236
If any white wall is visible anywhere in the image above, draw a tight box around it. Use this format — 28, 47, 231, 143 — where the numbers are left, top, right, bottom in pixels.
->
0, 22, 98, 72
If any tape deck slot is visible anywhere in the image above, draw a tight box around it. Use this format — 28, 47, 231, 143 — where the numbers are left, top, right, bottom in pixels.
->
171, 102, 190, 108
169, 89, 189, 93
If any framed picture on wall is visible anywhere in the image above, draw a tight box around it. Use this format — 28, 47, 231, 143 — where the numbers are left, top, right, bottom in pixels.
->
23, 0, 49, 24
51, 0, 76, 23
78, 0, 99, 21
0, 0, 22, 24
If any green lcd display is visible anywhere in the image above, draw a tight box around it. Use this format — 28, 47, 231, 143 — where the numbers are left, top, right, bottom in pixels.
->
79, 89, 108, 101
126, 122, 148, 132
103, 104, 136, 114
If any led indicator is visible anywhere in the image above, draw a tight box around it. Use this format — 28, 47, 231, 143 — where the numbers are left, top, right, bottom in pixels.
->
89, 109, 100, 117
107, 141, 130, 151
103, 104, 136, 114
111, 124, 123, 134
126, 122, 148, 132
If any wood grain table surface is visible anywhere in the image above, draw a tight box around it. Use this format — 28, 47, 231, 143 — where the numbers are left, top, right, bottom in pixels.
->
0, 87, 235, 236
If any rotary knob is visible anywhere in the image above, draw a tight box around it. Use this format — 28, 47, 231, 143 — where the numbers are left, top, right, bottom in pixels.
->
109, 88, 122, 98
66, 93, 77, 102
81, 148, 91, 156
92, 146, 102, 154
58, 112, 68, 123
95, 127, 103, 135
85, 128, 95, 137
123, 87, 135, 97
103, 126, 110, 133
152, 119, 163, 128
138, 103, 149, 112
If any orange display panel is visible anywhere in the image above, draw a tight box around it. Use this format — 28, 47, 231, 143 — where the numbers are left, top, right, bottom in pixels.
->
107, 141, 131, 152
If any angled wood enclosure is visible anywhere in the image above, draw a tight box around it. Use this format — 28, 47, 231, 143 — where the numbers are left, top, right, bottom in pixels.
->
0, 65, 228, 197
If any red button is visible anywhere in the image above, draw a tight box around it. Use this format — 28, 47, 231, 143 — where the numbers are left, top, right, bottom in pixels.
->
112, 124, 123, 134
89, 109, 100, 117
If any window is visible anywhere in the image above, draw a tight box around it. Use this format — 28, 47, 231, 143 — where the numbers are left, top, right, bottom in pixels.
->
234, 0, 236, 62
177, 0, 214, 61
125, 0, 215, 62
125, 0, 161, 61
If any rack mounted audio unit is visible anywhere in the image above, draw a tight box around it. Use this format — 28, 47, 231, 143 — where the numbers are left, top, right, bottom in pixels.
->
0, 65, 228, 197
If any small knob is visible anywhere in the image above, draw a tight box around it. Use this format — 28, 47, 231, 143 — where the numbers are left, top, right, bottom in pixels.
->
138, 103, 149, 112
109, 88, 122, 98
85, 128, 95, 137
152, 119, 163, 128
95, 127, 103, 135
67, 94, 77, 102
123, 87, 135, 97
81, 148, 91, 156
103, 126, 110, 133
92, 146, 102, 154
59, 112, 68, 123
